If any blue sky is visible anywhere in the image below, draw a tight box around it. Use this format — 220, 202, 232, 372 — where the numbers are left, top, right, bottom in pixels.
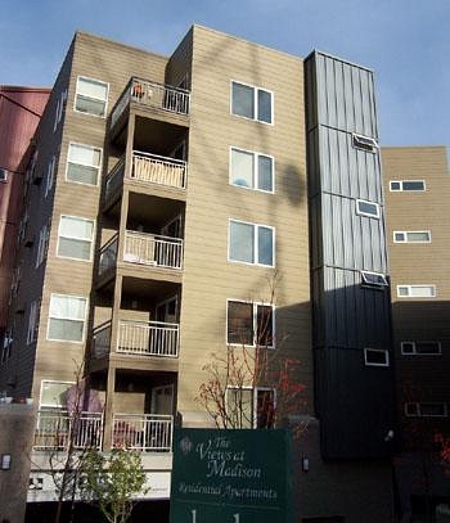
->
1, 0, 448, 149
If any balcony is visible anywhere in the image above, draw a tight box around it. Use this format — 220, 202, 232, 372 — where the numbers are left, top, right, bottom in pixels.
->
105, 151, 187, 204
33, 410, 173, 452
111, 77, 190, 130
99, 231, 184, 277
92, 319, 179, 359
112, 413, 173, 451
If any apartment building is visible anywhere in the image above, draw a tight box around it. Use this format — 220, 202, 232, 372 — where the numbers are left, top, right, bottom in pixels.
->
0, 26, 396, 522
382, 146, 450, 518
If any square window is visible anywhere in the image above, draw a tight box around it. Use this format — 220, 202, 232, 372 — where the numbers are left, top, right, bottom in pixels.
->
231, 81, 273, 124
227, 300, 274, 347
230, 148, 274, 192
356, 199, 380, 218
74, 77, 108, 117
229, 220, 274, 267
364, 348, 389, 367
361, 271, 388, 288
48, 294, 87, 342
67, 143, 102, 185
58, 216, 94, 261
226, 387, 276, 429
40, 380, 74, 408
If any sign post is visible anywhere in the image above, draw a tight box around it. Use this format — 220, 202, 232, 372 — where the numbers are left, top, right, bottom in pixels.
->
170, 429, 293, 523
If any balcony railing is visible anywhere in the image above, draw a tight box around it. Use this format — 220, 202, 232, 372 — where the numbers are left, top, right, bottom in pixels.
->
111, 77, 190, 128
124, 231, 183, 269
33, 410, 103, 451
92, 320, 112, 358
132, 151, 187, 189
112, 413, 173, 451
118, 320, 179, 357
98, 234, 118, 276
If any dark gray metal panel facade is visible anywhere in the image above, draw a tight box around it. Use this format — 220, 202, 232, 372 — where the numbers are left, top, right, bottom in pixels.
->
305, 51, 395, 459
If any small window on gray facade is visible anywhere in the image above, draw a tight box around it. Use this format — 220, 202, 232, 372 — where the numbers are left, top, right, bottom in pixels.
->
356, 199, 380, 218
364, 348, 389, 367
361, 271, 388, 288
352, 134, 378, 153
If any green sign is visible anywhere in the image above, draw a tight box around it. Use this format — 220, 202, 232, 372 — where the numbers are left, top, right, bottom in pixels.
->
170, 429, 293, 523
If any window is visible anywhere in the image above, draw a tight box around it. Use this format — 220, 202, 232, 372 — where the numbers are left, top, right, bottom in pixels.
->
1, 330, 13, 363
66, 143, 101, 185
57, 215, 95, 261
231, 81, 273, 124
364, 348, 389, 367
47, 294, 87, 342
45, 156, 56, 196
401, 341, 441, 356
54, 89, 68, 131
393, 231, 431, 243
390, 180, 426, 192
36, 224, 50, 268
405, 402, 448, 418
356, 199, 380, 218
0, 168, 8, 182
40, 380, 74, 409
227, 300, 274, 347
352, 133, 378, 153
230, 148, 274, 192
74, 76, 108, 117
26, 301, 39, 345
229, 220, 274, 267
397, 285, 436, 298
226, 387, 276, 428
361, 271, 388, 288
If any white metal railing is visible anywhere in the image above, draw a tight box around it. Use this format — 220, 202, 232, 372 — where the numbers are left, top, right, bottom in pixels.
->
131, 151, 187, 189
98, 234, 118, 275
112, 413, 173, 451
118, 320, 179, 357
34, 409, 103, 451
92, 321, 112, 358
111, 77, 190, 128
124, 231, 183, 269
105, 156, 125, 201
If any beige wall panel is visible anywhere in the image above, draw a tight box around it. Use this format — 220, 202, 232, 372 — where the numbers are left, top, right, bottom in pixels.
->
176, 26, 311, 414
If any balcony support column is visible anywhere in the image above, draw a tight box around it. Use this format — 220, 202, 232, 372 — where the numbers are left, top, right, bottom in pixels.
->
102, 365, 116, 451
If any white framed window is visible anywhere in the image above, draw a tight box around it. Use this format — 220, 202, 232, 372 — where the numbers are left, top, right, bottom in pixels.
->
74, 76, 108, 117
53, 88, 68, 131
66, 143, 102, 186
47, 294, 88, 343
57, 215, 95, 261
26, 301, 39, 345
226, 387, 276, 428
401, 341, 441, 356
229, 219, 275, 267
390, 180, 426, 192
405, 402, 448, 418
352, 133, 378, 153
356, 199, 380, 219
397, 285, 436, 298
1, 329, 13, 363
230, 147, 274, 192
0, 168, 8, 182
231, 81, 273, 124
361, 271, 388, 288
45, 156, 56, 197
364, 348, 389, 367
227, 299, 275, 348
36, 224, 50, 268
393, 231, 431, 243
39, 380, 74, 409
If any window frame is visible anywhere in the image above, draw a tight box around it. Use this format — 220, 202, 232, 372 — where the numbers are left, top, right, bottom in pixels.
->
74, 76, 109, 118
389, 180, 426, 192
397, 284, 436, 298
356, 199, 380, 219
26, 300, 39, 345
227, 299, 275, 349
364, 348, 390, 367
230, 80, 274, 125
393, 230, 432, 243
39, 379, 74, 409
45, 155, 56, 197
35, 224, 50, 268
352, 133, 379, 153
57, 214, 95, 262
400, 341, 442, 356
360, 270, 388, 288
229, 147, 275, 193
0, 168, 9, 182
226, 386, 277, 428
66, 142, 102, 186
405, 402, 448, 418
47, 293, 88, 343
228, 219, 275, 267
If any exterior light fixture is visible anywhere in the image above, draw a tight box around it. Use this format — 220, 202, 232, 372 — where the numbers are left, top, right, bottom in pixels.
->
302, 457, 310, 472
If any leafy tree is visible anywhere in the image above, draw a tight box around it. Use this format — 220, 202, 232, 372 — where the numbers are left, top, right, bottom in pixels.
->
81, 448, 148, 523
